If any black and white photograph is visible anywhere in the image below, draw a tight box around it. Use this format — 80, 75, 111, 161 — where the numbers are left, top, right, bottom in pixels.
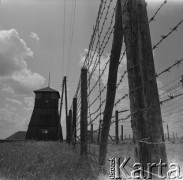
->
0, 0, 183, 179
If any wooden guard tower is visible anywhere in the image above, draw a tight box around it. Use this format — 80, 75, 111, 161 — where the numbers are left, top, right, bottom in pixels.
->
26, 86, 63, 141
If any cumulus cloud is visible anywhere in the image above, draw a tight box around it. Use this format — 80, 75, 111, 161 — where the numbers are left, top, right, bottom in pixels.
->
21, 96, 34, 113
0, 108, 16, 128
6, 97, 23, 105
24, 96, 34, 107
0, 101, 32, 133
80, 49, 128, 85
1, 84, 14, 94
0, 107, 27, 135
2, 79, 35, 95
80, 49, 113, 85
29, 32, 40, 42
0, 29, 45, 95
0, 29, 33, 77
13, 69, 45, 89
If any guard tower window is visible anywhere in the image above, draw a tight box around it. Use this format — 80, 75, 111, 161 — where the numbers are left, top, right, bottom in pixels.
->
41, 129, 48, 134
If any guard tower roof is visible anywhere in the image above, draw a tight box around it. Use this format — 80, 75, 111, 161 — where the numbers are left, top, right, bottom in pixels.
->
34, 86, 59, 93
34, 86, 60, 98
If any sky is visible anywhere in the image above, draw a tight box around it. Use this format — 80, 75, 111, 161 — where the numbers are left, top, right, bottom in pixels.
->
0, 0, 182, 140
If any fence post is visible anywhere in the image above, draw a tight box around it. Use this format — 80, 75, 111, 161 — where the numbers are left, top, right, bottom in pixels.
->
121, 125, 123, 141
167, 125, 170, 141
72, 97, 77, 144
91, 124, 93, 143
58, 78, 64, 141
80, 68, 88, 155
115, 110, 119, 144
68, 109, 72, 144
66, 115, 69, 143
64, 76, 68, 142
99, 0, 124, 169
97, 120, 102, 144
122, 0, 167, 177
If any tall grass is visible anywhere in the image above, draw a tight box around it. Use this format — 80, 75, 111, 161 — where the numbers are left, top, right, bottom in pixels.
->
0, 141, 183, 179
0, 141, 98, 180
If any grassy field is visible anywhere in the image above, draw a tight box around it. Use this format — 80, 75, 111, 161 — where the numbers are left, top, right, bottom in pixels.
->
0, 141, 183, 180
0, 141, 98, 180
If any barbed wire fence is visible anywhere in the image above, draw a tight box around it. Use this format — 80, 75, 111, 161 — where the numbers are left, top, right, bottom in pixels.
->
65, 0, 183, 175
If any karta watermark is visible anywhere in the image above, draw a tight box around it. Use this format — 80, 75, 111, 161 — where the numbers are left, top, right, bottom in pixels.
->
108, 157, 182, 179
